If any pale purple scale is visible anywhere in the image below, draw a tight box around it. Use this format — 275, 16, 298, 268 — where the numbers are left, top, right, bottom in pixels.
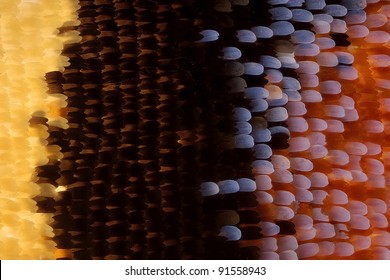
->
296, 243, 320, 259
291, 9, 313, 22
252, 160, 274, 175
260, 222, 280, 236
297, 61, 319, 74
326, 119, 344, 132
291, 30, 315, 44
222, 47, 242, 60
350, 215, 370, 230
198, 29, 219, 42
290, 157, 313, 171
269, 21, 295, 36
365, 13, 387, 28
287, 117, 309, 132
245, 87, 269, 99
316, 52, 339, 67
314, 37, 336, 49
251, 26, 274, 39
236, 29, 257, 43
311, 190, 328, 204
237, 178, 256, 192
256, 191, 274, 203
324, 4, 348, 17
345, 10, 366, 24
285, 90, 302, 101
311, 20, 331, 34
260, 55, 282, 69
235, 121, 252, 135
301, 90, 322, 102
217, 180, 240, 194
296, 189, 314, 202
341, 0, 367, 11
200, 182, 219, 196
295, 43, 320, 56
305, 0, 326, 10
255, 175, 273, 190
250, 98, 269, 112
319, 80, 342, 95
243, 62, 264, 75
265, 69, 283, 83
269, 7, 292, 21
335, 51, 354, 65
286, 0, 304, 7
314, 223, 336, 239
234, 134, 255, 149
279, 251, 298, 260
219, 226, 241, 241
330, 19, 347, 33
254, 144, 273, 159
347, 25, 370, 38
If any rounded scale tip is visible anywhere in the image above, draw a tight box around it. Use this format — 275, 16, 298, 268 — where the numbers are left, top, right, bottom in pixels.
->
285, 101, 307, 116
294, 214, 314, 229
254, 144, 272, 159
315, 37, 336, 50
366, 198, 387, 214
314, 222, 336, 239
255, 175, 273, 190
305, 0, 326, 10
309, 145, 329, 159
291, 30, 315, 44
345, 9, 366, 24
296, 227, 317, 242
317, 52, 339, 67
198, 29, 219, 42
260, 222, 280, 236
363, 158, 384, 175
265, 69, 283, 83
288, 136, 310, 152
269, 21, 295, 36
258, 237, 277, 252
271, 169, 293, 183
244, 62, 264, 75
369, 213, 388, 228
301, 90, 322, 103
234, 134, 254, 149
365, 31, 390, 44
350, 214, 370, 230
278, 236, 298, 251
334, 242, 355, 257
362, 120, 384, 133
330, 19, 347, 33
295, 188, 314, 202
307, 118, 327, 131
292, 174, 311, 189
341, 0, 367, 11
235, 121, 252, 135
251, 26, 273, 39
368, 54, 390, 68
222, 47, 242, 60
269, 7, 292, 21
319, 80, 342, 95
236, 178, 256, 192
256, 190, 273, 203
219, 225, 241, 241
260, 55, 282, 69
236, 29, 257, 43
217, 180, 240, 194
233, 107, 252, 122
350, 235, 371, 251
290, 157, 313, 171
296, 243, 320, 259
327, 149, 349, 166
200, 182, 219, 196
324, 4, 347, 17
324, 105, 346, 118
295, 43, 320, 56
252, 128, 272, 143
265, 107, 288, 122
252, 160, 274, 175
287, 117, 309, 132
275, 206, 295, 220
328, 189, 348, 205
347, 200, 368, 215
317, 241, 335, 257
365, 13, 387, 28
245, 86, 269, 99
297, 60, 319, 74
328, 205, 351, 223
271, 154, 290, 169
335, 51, 355, 64
325, 119, 344, 133
347, 25, 369, 38
309, 172, 329, 188
291, 8, 313, 22
274, 190, 295, 205
311, 20, 331, 34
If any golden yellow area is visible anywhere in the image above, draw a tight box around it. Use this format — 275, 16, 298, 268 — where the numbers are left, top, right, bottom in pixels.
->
0, 0, 79, 259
